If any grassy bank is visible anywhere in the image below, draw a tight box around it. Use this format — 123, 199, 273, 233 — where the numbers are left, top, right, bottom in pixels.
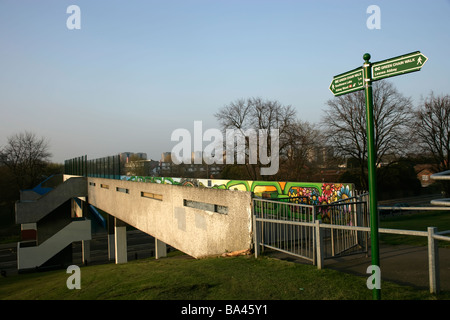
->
1, 253, 448, 300
380, 210, 450, 247
2, 208, 450, 301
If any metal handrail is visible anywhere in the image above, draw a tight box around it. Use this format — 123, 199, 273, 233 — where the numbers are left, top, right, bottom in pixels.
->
430, 170, 450, 207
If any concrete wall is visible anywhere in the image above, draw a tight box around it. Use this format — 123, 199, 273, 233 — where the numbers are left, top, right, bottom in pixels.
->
122, 176, 355, 206
87, 177, 253, 258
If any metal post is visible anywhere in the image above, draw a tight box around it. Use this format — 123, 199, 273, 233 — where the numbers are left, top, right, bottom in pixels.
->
253, 210, 260, 258
108, 156, 111, 179
330, 207, 335, 256
312, 206, 316, 265
363, 53, 381, 300
428, 227, 440, 294
117, 154, 121, 178
315, 220, 324, 270
261, 201, 265, 254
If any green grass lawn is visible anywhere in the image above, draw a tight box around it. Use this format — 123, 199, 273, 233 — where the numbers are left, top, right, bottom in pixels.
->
1, 253, 449, 300
380, 210, 450, 247
2, 209, 450, 301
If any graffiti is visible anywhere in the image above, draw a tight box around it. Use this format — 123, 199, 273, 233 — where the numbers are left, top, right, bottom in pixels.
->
121, 176, 354, 207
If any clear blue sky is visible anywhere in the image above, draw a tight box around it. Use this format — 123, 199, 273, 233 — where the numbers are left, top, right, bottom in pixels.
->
1, 0, 449, 163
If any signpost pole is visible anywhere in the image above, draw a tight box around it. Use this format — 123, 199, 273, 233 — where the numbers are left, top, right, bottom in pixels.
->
363, 53, 381, 300
329, 50, 427, 300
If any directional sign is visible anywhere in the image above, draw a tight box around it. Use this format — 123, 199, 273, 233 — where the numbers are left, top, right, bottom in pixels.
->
371, 51, 428, 81
327, 51, 429, 300
329, 67, 364, 96
328, 51, 428, 300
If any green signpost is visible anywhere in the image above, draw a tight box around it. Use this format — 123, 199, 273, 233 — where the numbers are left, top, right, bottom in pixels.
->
329, 51, 427, 300
329, 67, 364, 96
372, 51, 428, 81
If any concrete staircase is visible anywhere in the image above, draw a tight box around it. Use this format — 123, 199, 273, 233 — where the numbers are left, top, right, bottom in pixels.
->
17, 218, 91, 270
16, 176, 87, 224
15, 175, 91, 271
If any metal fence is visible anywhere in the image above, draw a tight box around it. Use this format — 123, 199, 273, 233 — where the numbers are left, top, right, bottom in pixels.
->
64, 155, 88, 177
253, 195, 450, 294
316, 199, 369, 259
253, 198, 316, 262
315, 221, 450, 294
252, 194, 370, 263
64, 154, 122, 179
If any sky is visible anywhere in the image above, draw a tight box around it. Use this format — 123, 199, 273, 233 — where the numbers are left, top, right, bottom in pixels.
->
1, 0, 449, 163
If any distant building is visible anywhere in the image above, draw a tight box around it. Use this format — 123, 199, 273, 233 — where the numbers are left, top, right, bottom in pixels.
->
120, 152, 147, 164
160, 152, 173, 176
161, 152, 171, 163
124, 159, 159, 176
160, 151, 223, 178
307, 146, 334, 168
415, 164, 436, 187
120, 152, 153, 176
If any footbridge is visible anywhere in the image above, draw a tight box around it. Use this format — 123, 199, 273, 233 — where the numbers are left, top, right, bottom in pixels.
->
87, 176, 254, 261
15, 154, 361, 271
15, 174, 254, 270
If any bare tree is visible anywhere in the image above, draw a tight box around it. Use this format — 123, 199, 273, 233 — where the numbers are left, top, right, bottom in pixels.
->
214, 98, 252, 132
0, 131, 52, 190
215, 97, 296, 180
415, 93, 450, 195
278, 120, 321, 181
322, 81, 414, 189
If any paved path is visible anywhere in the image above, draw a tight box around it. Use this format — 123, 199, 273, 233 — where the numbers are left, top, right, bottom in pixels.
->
326, 244, 450, 292
270, 244, 450, 292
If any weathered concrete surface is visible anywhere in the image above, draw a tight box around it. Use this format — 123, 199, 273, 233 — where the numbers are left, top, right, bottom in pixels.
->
16, 177, 87, 224
87, 177, 253, 259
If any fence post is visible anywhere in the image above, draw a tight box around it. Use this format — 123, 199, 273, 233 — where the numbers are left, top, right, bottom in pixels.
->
315, 220, 324, 270
253, 204, 260, 259
428, 227, 440, 294
312, 206, 316, 265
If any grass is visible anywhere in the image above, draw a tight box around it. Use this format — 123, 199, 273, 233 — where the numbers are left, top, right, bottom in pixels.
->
380, 210, 450, 247
1, 253, 449, 301
2, 209, 450, 301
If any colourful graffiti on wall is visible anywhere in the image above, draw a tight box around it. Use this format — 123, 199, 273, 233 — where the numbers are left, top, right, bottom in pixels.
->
121, 176, 354, 206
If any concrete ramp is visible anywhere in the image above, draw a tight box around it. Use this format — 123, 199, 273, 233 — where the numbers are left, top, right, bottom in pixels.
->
87, 177, 253, 258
